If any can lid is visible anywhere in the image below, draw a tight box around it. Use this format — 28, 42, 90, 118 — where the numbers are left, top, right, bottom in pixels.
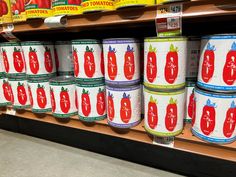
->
71, 39, 100, 44
0, 42, 21, 46
21, 41, 53, 46
202, 34, 236, 40
144, 36, 187, 42
50, 76, 75, 85
103, 38, 140, 44
55, 41, 72, 45
76, 82, 105, 87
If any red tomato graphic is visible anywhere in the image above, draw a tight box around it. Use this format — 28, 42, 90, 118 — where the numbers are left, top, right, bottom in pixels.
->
165, 98, 178, 131
107, 92, 115, 121
107, 46, 117, 80
54, 48, 59, 70
2, 80, 13, 102
17, 82, 27, 105
147, 96, 158, 129
81, 89, 91, 116
2, 49, 9, 73
37, 84, 47, 109
101, 51, 105, 76
29, 47, 39, 74
124, 45, 135, 80
120, 92, 132, 123
201, 43, 215, 83
13, 47, 25, 73
165, 44, 179, 84
36, 0, 51, 9
60, 87, 71, 114
188, 89, 194, 119
73, 47, 79, 77
44, 47, 53, 73
200, 99, 216, 136
68, 0, 81, 5
13, 0, 25, 14
50, 88, 56, 112
0, 0, 8, 16
96, 88, 105, 115
223, 101, 236, 138
28, 86, 33, 106
84, 46, 95, 78
146, 45, 157, 83
223, 42, 236, 85
75, 90, 78, 110
192, 97, 197, 126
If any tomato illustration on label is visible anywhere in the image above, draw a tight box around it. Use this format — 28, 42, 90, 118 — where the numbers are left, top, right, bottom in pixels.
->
192, 97, 197, 126
101, 51, 105, 76
17, 82, 27, 105
120, 92, 132, 123
54, 48, 59, 70
81, 89, 91, 116
2, 80, 13, 103
223, 101, 236, 138
75, 90, 78, 110
107, 91, 115, 121
0, 0, 8, 16
188, 89, 194, 119
12, 0, 25, 15
96, 88, 105, 115
50, 88, 56, 112
201, 43, 215, 83
107, 46, 117, 80
13, 47, 25, 73
146, 45, 157, 83
2, 49, 9, 73
84, 46, 95, 78
37, 84, 47, 109
200, 99, 216, 136
147, 96, 158, 129
165, 98, 178, 131
29, 47, 39, 74
124, 45, 135, 80
223, 42, 236, 85
44, 47, 53, 73
73, 47, 79, 77
60, 87, 71, 114
68, 0, 81, 5
28, 86, 33, 106
165, 44, 179, 84
37, 0, 51, 8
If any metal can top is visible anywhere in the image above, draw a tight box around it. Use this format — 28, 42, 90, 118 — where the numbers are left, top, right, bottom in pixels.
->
50, 76, 75, 85
21, 41, 53, 46
55, 41, 72, 45
202, 34, 236, 40
0, 42, 21, 46
76, 82, 105, 88
8, 75, 27, 81
195, 86, 236, 97
106, 84, 140, 91
144, 87, 185, 95
144, 36, 187, 42
71, 39, 100, 45
103, 38, 140, 44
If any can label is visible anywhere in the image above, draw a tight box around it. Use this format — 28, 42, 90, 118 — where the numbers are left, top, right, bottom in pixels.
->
144, 88, 185, 137
0, 51, 5, 77
115, 0, 155, 9
72, 40, 104, 82
192, 88, 236, 144
1, 43, 26, 77
81, 0, 114, 13
25, 0, 52, 19
77, 83, 106, 122
198, 35, 236, 91
0, 78, 11, 106
55, 41, 74, 76
144, 37, 187, 90
21, 42, 56, 79
28, 80, 52, 113
103, 39, 140, 86
185, 82, 195, 123
106, 85, 141, 128
11, 0, 27, 23
52, 0, 81, 16
1, 0, 13, 24
50, 82, 77, 118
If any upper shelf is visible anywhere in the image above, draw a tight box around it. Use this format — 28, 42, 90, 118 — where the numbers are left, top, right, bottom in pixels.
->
7, 0, 236, 33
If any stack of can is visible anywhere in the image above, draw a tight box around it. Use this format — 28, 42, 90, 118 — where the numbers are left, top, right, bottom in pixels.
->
193, 34, 236, 144
72, 39, 106, 122
143, 37, 187, 137
103, 38, 141, 128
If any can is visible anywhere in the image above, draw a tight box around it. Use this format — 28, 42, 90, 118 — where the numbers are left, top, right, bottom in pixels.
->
114, 0, 155, 9
11, 0, 27, 23
54, 41, 74, 76
192, 87, 236, 144
28, 79, 52, 113
8, 77, 30, 109
0, 42, 26, 77
77, 83, 106, 122
144, 37, 187, 90
144, 88, 185, 137
52, 0, 82, 16
0, 51, 5, 77
1, 0, 13, 24
25, 0, 52, 19
21, 41, 56, 79
106, 85, 141, 128
72, 39, 104, 83
141, 84, 144, 117
185, 82, 195, 123
81, 0, 114, 13
103, 38, 140, 86
50, 76, 77, 118
197, 34, 236, 92
0, 77, 11, 106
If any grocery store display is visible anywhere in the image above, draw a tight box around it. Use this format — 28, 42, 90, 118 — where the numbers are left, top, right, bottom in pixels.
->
114, 0, 155, 9
185, 82, 195, 123
81, 0, 114, 13
11, 0, 26, 22
0, 77, 11, 106
52, 0, 82, 16
25, 0, 52, 19
0, 0, 13, 24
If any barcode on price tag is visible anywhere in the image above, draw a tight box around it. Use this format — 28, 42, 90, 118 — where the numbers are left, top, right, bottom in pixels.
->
153, 136, 175, 148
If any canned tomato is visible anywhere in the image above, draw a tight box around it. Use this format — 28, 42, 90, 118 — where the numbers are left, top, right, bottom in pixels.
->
192, 87, 236, 144
21, 41, 56, 79
106, 85, 141, 128
144, 37, 187, 90
0, 42, 26, 77
185, 82, 195, 123
8, 77, 30, 109
81, 0, 114, 13
1, 0, 13, 24
52, 0, 82, 16
197, 34, 236, 92
50, 76, 77, 118
0, 77, 11, 106
77, 83, 106, 122
103, 38, 140, 86
25, 0, 52, 19
28, 79, 51, 113
114, 0, 155, 9
144, 88, 185, 137
54, 41, 74, 76
72, 39, 104, 83
11, 0, 27, 23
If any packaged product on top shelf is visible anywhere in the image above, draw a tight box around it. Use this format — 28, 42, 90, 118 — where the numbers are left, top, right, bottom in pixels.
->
25, 0, 52, 19
185, 81, 195, 123
114, 0, 155, 9
81, 0, 114, 13
52, 0, 82, 16
0, 77, 12, 106
0, 0, 13, 24
11, 0, 26, 23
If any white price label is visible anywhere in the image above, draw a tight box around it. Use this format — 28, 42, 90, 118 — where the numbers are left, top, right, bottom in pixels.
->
6, 107, 16, 116
153, 136, 175, 148
1, 24, 19, 42
44, 15, 67, 28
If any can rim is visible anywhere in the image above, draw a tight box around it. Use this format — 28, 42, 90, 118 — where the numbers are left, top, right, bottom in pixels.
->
28, 79, 49, 83
71, 39, 100, 44
8, 76, 27, 81
195, 85, 236, 96
50, 76, 75, 84
202, 34, 236, 39
21, 41, 53, 45
144, 88, 185, 95
76, 82, 105, 87
103, 38, 140, 43
145, 36, 187, 40
0, 42, 21, 46
106, 84, 140, 91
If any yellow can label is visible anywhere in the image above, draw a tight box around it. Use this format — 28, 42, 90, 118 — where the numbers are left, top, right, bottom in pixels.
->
11, 0, 27, 23
114, 0, 155, 9
81, 0, 114, 13
156, 0, 183, 5
52, 0, 82, 16
1, 0, 13, 24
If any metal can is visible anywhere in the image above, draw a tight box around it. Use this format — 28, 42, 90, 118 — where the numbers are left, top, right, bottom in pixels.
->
54, 41, 74, 76
25, 0, 52, 19
52, 0, 82, 16
106, 85, 141, 128
11, 0, 27, 23
81, 0, 114, 13
0, 77, 11, 106
144, 88, 185, 137
114, 0, 155, 9
197, 34, 236, 92
0, 42, 26, 77
77, 83, 106, 122
192, 87, 236, 144
1, 0, 13, 24
144, 37, 187, 91
185, 82, 195, 123
28, 79, 52, 113
8, 77, 30, 109
72, 39, 104, 83
50, 76, 77, 118
103, 38, 140, 86
21, 41, 56, 79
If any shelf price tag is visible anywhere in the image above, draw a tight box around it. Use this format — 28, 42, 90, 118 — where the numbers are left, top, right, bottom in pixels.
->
153, 136, 175, 148
155, 4, 183, 37
44, 15, 67, 29
6, 107, 16, 116
1, 24, 20, 42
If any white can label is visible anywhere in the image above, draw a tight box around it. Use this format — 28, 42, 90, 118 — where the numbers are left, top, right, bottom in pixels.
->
0, 78, 11, 106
